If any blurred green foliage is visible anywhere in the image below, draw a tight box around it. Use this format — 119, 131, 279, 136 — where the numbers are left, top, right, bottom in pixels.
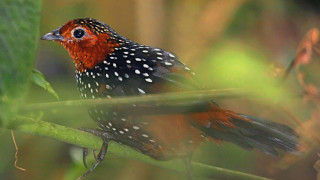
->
200, 42, 291, 104
0, 0, 41, 127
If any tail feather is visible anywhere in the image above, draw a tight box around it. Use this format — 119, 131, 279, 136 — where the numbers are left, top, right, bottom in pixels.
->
192, 108, 299, 155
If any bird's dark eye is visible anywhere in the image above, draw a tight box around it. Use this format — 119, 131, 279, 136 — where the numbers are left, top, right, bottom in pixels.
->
73, 28, 85, 39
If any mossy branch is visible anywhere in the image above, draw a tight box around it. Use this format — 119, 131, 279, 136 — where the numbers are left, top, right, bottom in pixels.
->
9, 116, 271, 180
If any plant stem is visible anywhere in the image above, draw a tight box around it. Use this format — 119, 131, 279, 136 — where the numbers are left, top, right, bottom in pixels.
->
9, 116, 271, 180
22, 88, 246, 111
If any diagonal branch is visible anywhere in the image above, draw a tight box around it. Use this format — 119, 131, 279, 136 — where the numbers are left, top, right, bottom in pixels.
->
22, 88, 246, 112
8, 116, 271, 180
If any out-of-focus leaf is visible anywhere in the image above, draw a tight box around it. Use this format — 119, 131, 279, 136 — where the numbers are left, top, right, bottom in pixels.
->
295, 28, 319, 66
198, 41, 291, 104
284, 28, 320, 79
0, 0, 42, 127
32, 69, 59, 100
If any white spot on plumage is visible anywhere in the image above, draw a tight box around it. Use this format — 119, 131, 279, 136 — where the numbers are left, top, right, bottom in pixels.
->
169, 53, 175, 58
133, 126, 140, 130
135, 70, 141, 74
138, 88, 145, 94
145, 78, 152, 83
142, 134, 149, 138
135, 58, 141, 61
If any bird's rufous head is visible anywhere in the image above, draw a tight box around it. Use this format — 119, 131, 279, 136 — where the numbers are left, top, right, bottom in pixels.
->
41, 18, 120, 72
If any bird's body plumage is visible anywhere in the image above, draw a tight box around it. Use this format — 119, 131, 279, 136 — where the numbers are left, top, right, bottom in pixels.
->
41, 18, 298, 178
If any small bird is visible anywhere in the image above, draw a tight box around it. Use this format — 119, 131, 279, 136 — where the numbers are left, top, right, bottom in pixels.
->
41, 18, 298, 178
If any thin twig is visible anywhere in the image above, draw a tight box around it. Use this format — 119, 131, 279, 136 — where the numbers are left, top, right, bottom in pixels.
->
11, 130, 26, 171
282, 58, 296, 80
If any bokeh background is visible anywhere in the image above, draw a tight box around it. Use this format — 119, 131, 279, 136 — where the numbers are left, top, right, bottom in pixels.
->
1, 0, 320, 179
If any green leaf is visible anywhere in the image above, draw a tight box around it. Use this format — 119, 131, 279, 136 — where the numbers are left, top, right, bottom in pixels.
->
32, 69, 59, 100
0, 0, 42, 127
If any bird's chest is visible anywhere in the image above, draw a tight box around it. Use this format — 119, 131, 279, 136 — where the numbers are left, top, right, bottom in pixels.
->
75, 58, 159, 136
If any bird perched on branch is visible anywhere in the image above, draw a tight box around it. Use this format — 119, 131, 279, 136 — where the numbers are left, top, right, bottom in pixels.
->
41, 18, 298, 179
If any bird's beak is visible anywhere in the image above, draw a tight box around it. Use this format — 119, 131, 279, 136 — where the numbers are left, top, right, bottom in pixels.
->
41, 27, 64, 41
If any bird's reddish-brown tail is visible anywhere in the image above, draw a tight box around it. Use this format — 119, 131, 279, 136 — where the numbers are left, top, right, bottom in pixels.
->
191, 105, 298, 155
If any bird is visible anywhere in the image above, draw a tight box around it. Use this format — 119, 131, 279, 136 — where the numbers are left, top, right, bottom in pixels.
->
41, 18, 298, 179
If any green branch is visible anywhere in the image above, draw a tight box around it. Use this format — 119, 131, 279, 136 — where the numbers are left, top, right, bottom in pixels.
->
9, 116, 271, 180
22, 88, 246, 111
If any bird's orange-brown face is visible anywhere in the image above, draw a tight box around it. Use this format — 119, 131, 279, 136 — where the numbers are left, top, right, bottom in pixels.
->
41, 19, 120, 72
